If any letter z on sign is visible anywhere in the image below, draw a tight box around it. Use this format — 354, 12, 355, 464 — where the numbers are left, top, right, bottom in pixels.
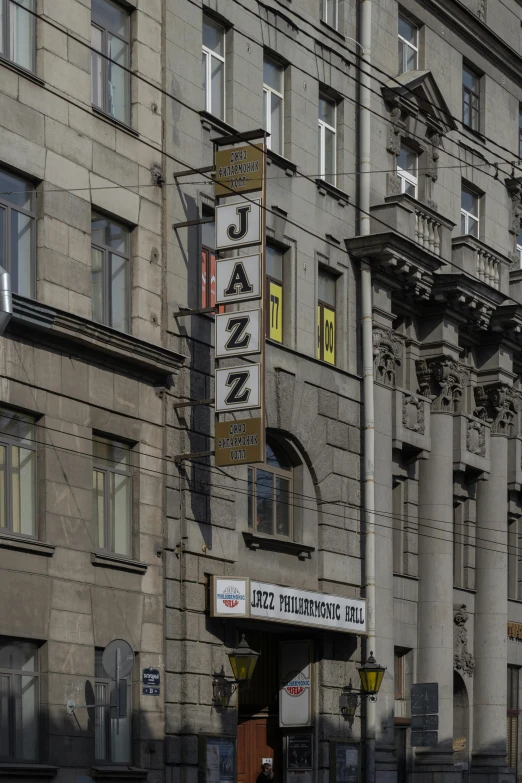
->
216, 199, 262, 250
215, 308, 261, 358
215, 364, 261, 412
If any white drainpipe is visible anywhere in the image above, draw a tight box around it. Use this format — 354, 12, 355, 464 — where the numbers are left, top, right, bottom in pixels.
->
359, 0, 376, 781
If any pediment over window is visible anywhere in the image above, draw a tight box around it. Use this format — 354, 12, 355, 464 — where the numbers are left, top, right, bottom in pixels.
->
382, 70, 457, 134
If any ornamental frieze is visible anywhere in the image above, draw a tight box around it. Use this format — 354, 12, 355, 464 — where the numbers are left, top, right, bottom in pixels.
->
402, 394, 425, 434
474, 384, 517, 435
373, 326, 402, 387
466, 419, 486, 457
454, 604, 475, 677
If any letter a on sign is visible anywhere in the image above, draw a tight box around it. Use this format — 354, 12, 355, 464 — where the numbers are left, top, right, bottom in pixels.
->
216, 254, 261, 304
216, 308, 261, 358
215, 364, 261, 412
216, 199, 262, 250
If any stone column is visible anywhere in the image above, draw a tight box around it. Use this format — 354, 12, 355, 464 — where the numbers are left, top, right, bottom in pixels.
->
471, 384, 515, 783
415, 356, 463, 777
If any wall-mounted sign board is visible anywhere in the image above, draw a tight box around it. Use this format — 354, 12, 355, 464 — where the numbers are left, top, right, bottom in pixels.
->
215, 417, 263, 466
216, 199, 262, 250
215, 144, 264, 196
215, 308, 261, 358
215, 364, 261, 412
215, 254, 262, 304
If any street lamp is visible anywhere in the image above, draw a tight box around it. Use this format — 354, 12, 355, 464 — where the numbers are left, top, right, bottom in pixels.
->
340, 652, 386, 720
213, 634, 260, 707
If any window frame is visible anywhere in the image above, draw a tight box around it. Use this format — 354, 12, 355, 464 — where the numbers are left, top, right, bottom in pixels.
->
94, 648, 133, 765
0, 638, 40, 763
397, 13, 418, 74
0, 169, 36, 298
321, 0, 339, 30
0, 0, 36, 74
517, 226, 522, 270
91, 0, 131, 126
519, 107, 522, 162
0, 410, 37, 539
247, 440, 293, 539
92, 435, 133, 558
202, 15, 226, 120
394, 651, 405, 700
201, 210, 216, 310
318, 94, 337, 185
462, 65, 480, 133
91, 212, 131, 333
317, 268, 336, 365
265, 243, 284, 344
460, 187, 480, 238
397, 145, 418, 199
507, 665, 520, 773
263, 54, 284, 156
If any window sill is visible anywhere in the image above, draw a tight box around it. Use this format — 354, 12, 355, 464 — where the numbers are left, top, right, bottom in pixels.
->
0, 531, 55, 557
200, 110, 237, 136
315, 178, 349, 206
267, 149, 297, 176
0, 764, 58, 778
243, 531, 315, 561
0, 56, 44, 87
92, 106, 139, 138
91, 767, 148, 781
91, 550, 148, 574
319, 19, 345, 39
459, 125, 486, 146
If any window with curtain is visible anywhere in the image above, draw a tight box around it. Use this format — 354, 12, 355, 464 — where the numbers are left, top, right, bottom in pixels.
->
263, 55, 284, 156
507, 666, 520, 773
317, 267, 336, 365
0, 409, 36, 538
91, 0, 130, 125
202, 15, 225, 119
95, 648, 132, 763
248, 438, 293, 538
460, 187, 480, 237
0, 0, 35, 72
91, 212, 130, 333
201, 208, 216, 309
266, 244, 283, 344
462, 65, 480, 132
0, 638, 39, 762
398, 14, 418, 74
318, 94, 336, 185
0, 169, 35, 298
397, 145, 418, 198
93, 436, 132, 558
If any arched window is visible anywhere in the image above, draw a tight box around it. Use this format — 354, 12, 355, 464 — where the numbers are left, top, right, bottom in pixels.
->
248, 438, 292, 538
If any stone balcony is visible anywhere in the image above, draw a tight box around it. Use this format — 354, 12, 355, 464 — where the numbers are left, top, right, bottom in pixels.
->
370, 193, 455, 261
452, 235, 512, 296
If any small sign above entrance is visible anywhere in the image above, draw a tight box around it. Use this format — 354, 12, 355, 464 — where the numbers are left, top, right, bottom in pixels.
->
215, 417, 263, 467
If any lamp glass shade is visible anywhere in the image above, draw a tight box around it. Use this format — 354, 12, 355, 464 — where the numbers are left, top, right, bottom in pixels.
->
357, 651, 386, 696
228, 635, 260, 684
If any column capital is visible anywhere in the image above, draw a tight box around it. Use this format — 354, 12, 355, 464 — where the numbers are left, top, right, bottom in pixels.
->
416, 355, 465, 412
473, 383, 518, 436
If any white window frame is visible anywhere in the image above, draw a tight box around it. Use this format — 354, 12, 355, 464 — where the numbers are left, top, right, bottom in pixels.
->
202, 18, 225, 119
397, 147, 418, 198
517, 228, 522, 269
263, 58, 284, 154
398, 14, 418, 74
461, 189, 479, 237
318, 99, 336, 185
322, 0, 339, 30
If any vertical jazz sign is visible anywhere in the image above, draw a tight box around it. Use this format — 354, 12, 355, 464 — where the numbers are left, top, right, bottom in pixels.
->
213, 138, 266, 467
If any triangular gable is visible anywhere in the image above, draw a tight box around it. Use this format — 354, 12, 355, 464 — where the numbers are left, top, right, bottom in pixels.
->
381, 70, 457, 132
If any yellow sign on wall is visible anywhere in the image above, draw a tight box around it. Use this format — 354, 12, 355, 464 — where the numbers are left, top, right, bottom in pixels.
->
269, 280, 283, 343
317, 304, 335, 365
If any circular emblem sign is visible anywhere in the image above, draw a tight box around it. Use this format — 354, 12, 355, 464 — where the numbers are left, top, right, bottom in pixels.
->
284, 671, 311, 697
221, 585, 241, 608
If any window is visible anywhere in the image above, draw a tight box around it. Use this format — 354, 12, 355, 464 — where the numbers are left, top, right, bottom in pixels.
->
263, 55, 284, 156
248, 438, 292, 538
397, 145, 418, 198
0, 0, 35, 72
463, 65, 480, 132
392, 480, 405, 574
93, 436, 132, 557
461, 187, 479, 237
317, 268, 336, 365
91, 0, 130, 125
508, 517, 521, 600
398, 14, 418, 74
266, 244, 283, 343
321, 0, 338, 29
0, 170, 35, 298
0, 410, 36, 537
201, 209, 216, 309
318, 94, 336, 185
91, 213, 130, 333
202, 15, 225, 120
95, 648, 132, 763
0, 638, 39, 762
519, 107, 522, 161
517, 226, 522, 269
508, 666, 520, 773
394, 650, 405, 700
453, 502, 465, 588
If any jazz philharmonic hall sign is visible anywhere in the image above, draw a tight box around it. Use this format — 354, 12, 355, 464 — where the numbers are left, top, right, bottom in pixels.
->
213, 138, 266, 468
211, 577, 367, 634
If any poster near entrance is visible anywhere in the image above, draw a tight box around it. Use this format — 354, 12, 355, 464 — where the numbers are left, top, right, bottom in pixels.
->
287, 735, 313, 768
329, 742, 361, 783
199, 735, 236, 783
280, 641, 313, 727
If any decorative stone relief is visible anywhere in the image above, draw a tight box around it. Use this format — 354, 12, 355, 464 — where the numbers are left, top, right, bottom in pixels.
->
477, 0, 486, 21
466, 419, 486, 456
373, 327, 402, 387
505, 177, 522, 236
387, 107, 403, 155
387, 173, 402, 197
402, 394, 425, 433
474, 384, 517, 436
425, 131, 441, 210
454, 604, 475, 677
416, 357, 464, 412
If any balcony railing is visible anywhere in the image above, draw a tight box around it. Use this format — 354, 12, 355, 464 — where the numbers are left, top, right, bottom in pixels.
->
414, 207, 442, 256
452, 236, 509, 295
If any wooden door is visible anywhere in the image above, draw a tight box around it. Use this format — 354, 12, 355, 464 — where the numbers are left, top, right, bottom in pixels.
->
237, 717, 282, 783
